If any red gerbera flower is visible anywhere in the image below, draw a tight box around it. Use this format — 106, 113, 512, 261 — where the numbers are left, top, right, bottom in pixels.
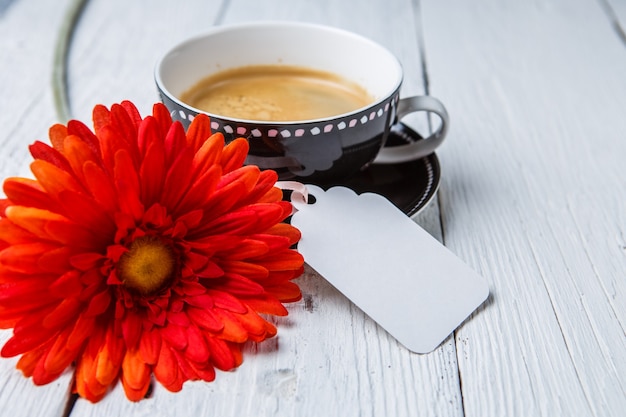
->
0, 101, 304, 402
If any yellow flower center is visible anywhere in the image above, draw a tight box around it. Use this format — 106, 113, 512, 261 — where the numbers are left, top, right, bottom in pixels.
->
118, 236, 176, 295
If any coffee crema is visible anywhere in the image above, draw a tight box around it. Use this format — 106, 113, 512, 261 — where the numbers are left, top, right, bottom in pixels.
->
180, 65, 373, 122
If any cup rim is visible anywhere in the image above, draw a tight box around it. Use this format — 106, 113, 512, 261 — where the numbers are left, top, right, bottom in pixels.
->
154, 21, 404, 126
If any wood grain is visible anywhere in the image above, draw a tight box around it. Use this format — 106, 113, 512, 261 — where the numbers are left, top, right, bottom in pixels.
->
0, 0, 77, 415
63, 0, 460, 416
421, 0, 626, 415
1, 0, 624, 416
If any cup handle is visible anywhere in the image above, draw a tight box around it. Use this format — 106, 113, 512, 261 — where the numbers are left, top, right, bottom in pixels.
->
373, 95, 449, 164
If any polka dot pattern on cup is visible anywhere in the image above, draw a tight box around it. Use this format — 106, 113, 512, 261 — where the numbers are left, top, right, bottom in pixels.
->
173, 94, 399, 139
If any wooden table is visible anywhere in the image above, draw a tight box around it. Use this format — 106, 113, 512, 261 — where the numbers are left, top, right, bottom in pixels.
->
1, 0, 624, 416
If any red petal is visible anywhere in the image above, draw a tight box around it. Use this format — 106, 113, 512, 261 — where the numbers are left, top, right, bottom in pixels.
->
121, 312, 143, 349
260, 223, 302, 245
16, 345, 45, 377
195, 259, 225, 279
37, 246, 74, 274
215, 238, 269, 259
0, 218, 37, 245
166, 310, 190, 327
160, 323, 187, 351
207, 289, 247, 314
114, 179, 144, 221
184, 324, 210, 363
187, 306, 223, 332
173, 165, 221, 215
202, 203, 286, 236
191, 133, 224, 177
238, 307, 274, 340
211, 309, 248, 343
152, 103, 173, 137
57, 189, 115, 236
84, 289, 112, 317
6, 206, 103, 249
217, 165, 259, 194
67, 119, 101, 158
42, 297, 82, 329
220, 138, 249, 173
0, 241, 58, 273
82, 161, 118, 214
206, 337, 240, 370
244, 296, 288, 316
193, 180, 247, 232
1, 316, 58, 357
75, 350, 109, 402
221, 261, 269, 280
162, 146, 194, 211
114, 150, 143, 220
98, 125, 129, 175
2, 177, 60, 212
49, 270, 83, 298
43, 327, 77, 375
114, 149, 140, 200
120, 101, 143, 132
186, 113, 212, 152
176, 209, 204, 230
185, 250, 208, 272
122, 381, 150, 402
33, 341, 66, 385
63, 134, 100, 184
69, 252, 105, 271
0, 294, 57, 327
139, 327, 161, 365
164, 122, 187, 167
93, 350, 118, 387
154, 341, 180, 389
266, 281, 302, 302
217, 273, 266, 296
139, 134, 166, 207
67, 314, 95, 350
177, 280, 208, 296
187, 360, 216, 383
121, 348, 151, 392
30, 159, 83, 199
29, 141, 72, 173
238, 169, 280, 206
0, 278, 51, 306
171, 348, 198, 381
255, 250, 304, 271
110, 103, 140, 162
48, 124, 68, 151
92, 104, 111, 134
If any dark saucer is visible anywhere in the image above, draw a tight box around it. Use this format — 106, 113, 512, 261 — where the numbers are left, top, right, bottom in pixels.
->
322, 123, 440, 217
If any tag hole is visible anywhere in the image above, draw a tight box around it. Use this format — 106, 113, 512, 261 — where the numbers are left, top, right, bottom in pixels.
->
307, 194, 317, 204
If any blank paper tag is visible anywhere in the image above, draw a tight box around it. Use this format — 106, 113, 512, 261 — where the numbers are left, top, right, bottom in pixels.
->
290, 185, 489, 353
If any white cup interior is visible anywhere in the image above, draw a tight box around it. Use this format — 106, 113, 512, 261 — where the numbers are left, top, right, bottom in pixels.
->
156, 22, 403, 119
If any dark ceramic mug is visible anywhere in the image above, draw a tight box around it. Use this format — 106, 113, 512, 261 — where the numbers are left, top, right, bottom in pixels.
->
155, 21, 449, 183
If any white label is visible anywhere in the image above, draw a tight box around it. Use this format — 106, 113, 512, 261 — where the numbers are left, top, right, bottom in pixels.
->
290, 185, 489, 353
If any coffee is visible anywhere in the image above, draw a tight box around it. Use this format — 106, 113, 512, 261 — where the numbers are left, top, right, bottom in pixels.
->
180, 65, 373, 121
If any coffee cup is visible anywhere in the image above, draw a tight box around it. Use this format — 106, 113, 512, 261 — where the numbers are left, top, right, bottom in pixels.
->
155, 21, 449, 183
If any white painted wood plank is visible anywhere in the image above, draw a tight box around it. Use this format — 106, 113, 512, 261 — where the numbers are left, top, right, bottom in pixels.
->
421, 0, 626, 416
601, 0, 626, 43
67, 0, 226, 122
73, 268, 464, 417
66, 0, 461, 416
0, 0, 77, 416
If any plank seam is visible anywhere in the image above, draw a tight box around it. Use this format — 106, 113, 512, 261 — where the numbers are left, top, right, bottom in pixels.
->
597, 0, 626, 46
526, 232, 597, 416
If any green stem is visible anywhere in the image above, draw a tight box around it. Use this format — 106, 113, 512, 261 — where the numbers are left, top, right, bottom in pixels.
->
51, 0, 89, 122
